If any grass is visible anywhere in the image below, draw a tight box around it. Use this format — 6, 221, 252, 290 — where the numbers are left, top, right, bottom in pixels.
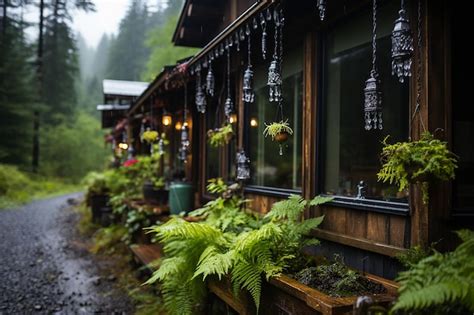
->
0, 163, 80, 209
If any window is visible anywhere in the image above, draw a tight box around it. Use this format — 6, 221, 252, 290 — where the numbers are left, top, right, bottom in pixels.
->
246, 41, 303, 190
322, 1, 409, 202
452, 8, 474, 213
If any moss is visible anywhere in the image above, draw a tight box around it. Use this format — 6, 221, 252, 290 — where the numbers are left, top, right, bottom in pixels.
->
293, 260, 386, 297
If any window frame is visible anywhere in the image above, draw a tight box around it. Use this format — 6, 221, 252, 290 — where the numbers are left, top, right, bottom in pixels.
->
315, 8, 410, 217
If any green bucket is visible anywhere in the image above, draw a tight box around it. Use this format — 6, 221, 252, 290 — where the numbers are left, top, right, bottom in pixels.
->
169, 182, 194, 215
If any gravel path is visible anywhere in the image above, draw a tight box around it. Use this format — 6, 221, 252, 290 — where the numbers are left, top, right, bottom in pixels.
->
0, 193, 133, 314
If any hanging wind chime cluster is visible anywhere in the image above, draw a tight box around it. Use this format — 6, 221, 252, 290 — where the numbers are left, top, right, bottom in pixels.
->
178, 83, 190, 163
363, 0, 414, 131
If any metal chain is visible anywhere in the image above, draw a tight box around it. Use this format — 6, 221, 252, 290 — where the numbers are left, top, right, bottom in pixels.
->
248, 30, 251, 67
372, 0, 377, 73
411, 0, 426, 132
227, 47, 231, 98
278, 7, 284, 121
184, 82, 187, 121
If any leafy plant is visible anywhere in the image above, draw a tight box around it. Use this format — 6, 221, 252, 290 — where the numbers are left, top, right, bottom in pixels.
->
207, 124, 234, 147
391, 230, 474, 314
378, 132, 457, 204
141, 130, 159, 143
396, 244, 434, 269
263, 119, 293, 141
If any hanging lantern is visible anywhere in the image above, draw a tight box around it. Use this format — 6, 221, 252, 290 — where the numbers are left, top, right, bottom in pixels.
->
391, 2, 413, 83
195, 69, 206, 113
364, 71, 383, 130
158, 138, 165, 155
268, 60, 282, 102
268, 9, 283, 103
206, 61, 215, 97
162, 112, 172, 126
178, 124, 190, 162
363, 0, 382, 131
243, 25, 255, 103
236, 149, 250, 181
317, 0, 326, 21
224, 97, 234, 120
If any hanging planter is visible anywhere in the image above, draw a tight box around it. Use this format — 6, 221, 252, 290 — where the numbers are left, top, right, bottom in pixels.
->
263, 120, 293, 155
141, 130, 159, 144
377, 132, 457, 204
207, 123, 234, 148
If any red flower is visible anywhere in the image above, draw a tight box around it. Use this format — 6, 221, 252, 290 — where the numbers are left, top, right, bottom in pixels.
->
123, 158, 138, 167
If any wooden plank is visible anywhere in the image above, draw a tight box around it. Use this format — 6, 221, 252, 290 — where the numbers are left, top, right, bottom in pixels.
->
129, 244, 162, 269
345, 210, 367, 239
208, 279, 253, 315
320, 206, 347, 234
366, 212, 388, 244
311, 229, 407, 258
389, 216, 407, 248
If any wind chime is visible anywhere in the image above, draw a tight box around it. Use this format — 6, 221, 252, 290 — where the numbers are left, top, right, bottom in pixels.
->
316, 0, 326, 21
260, 12, 267, 59
363, 0, 383, 131
224, 44, 234, 121
178, 83, 190, 163
268, 8, 283, 103
195, 65, 206, 113
391, 0, 413, 83
236, 149, 251, 181
243, 24, 255, 103
206, 60, 215, 97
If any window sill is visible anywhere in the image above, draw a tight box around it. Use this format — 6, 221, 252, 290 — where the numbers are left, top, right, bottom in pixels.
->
323, 195, 410, 216
244, 185, 302, 199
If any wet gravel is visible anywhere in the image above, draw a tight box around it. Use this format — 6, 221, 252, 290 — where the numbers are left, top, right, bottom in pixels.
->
0, 193, 133, 314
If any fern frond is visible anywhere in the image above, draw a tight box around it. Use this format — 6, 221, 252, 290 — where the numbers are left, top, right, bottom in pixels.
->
193, 247, 235, 281
309, 195, 334, 206
296, 215, 324, 235
232, 258, 263, 312
264, 194, 306, 222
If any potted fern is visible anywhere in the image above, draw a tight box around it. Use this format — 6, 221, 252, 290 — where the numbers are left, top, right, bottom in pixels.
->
207, 123, 234, 147
263, 120, 293, 143
378, 132, 457, 204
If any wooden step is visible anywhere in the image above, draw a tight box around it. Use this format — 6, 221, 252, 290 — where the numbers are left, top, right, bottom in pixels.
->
129, 244, 162, 272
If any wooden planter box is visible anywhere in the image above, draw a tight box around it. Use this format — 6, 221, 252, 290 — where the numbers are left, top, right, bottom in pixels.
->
209, 273, 398, 315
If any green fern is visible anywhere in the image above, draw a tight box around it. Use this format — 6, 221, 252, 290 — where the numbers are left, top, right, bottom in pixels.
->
391, 230, 474, 314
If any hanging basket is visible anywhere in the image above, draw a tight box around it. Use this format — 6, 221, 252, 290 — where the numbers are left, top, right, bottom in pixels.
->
274, 131, 289, 143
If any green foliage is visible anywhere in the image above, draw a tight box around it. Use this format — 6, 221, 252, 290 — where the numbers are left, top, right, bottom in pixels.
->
91, 224, 128, 254
40, 111, 109, 181
143, 13, 198, 81
207, 124, 234, 147
146, 186, 331, 314
378, 132, 457, 204
396, 245, 433, 269
0, 164, 79, 209
391, 230, 474, 314
263, 120, 293, 140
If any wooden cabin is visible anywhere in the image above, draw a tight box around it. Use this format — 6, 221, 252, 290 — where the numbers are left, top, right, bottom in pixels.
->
126, 0, 473, 282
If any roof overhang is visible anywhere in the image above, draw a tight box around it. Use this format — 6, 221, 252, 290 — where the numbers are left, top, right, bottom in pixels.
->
102, 79, 149, 97
97, 104, 130, 111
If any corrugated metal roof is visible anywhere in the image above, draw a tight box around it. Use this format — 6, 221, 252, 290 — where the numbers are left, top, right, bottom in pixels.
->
102, 79, 149, 96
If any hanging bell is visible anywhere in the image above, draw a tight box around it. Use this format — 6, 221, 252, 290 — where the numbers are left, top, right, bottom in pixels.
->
158, 138, 165, 155
195, 87, 206, 113
206, 64, 215, 97
260, 14, 267, 60
317, 0, 326, 21
391, 8, 413, 83
178, 124, 190, 162
267, 60, 282, 102
242, 66, 255, 103
363, 70, 383, 130
224, 97, 234, 120
236, 149, 250, 181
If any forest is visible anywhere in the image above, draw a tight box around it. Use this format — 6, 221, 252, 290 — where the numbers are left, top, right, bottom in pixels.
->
0, 0, 195, 206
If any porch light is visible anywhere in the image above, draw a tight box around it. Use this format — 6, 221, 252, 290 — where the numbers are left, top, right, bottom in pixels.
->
229, 113, 238, 124
118, 142, 129, 150
250, 118, 258, 127
162, 113, 172, 126
175, 121, 182, 130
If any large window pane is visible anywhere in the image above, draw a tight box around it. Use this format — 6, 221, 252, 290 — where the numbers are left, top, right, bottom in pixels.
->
247, 42, 303, 190
323, 2, 409, 201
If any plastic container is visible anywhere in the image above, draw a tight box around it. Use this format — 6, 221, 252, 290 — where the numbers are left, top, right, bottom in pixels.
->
169, 182, 194, 215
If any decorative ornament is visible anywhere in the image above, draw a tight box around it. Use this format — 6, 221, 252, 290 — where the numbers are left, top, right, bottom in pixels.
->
260, 12, 267, 59
179, 83, 190, 163
206, 60, 215, 97
391, 0, 413, 83
317, 0, 326, 21
364, 0, 382, 131
243, 26, 254, 103
224, 45, 234, 121
236, 149, 251, 181
268, 8, 283, 102
158, 137, 165, 155
195, 67, 206, 113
